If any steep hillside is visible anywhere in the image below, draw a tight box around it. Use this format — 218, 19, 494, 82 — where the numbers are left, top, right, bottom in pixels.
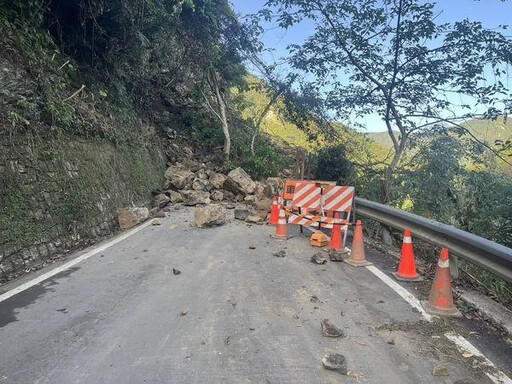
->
462, 117, 512, 144
235, 75, 392, 169
367, 131, 396, 147
233, 75, 323, 151
0, 0, 295, 279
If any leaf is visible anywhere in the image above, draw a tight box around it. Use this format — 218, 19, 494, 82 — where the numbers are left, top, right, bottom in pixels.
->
99, 90, 108, 97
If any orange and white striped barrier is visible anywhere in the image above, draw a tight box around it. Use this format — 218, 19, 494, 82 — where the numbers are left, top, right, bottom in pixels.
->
287, 213, 348, 230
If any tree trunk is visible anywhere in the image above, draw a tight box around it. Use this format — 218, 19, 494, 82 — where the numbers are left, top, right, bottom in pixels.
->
250, 128, 258, 157
209, 70, 231, 160
382, 135, 407, 204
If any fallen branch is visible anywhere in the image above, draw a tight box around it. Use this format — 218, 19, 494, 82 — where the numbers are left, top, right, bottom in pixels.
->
58, 60, 70, 71
63, 84, 85, 102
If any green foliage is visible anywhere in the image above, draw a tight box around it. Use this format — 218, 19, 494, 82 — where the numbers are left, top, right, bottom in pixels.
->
229, 123, 290, 179
259, 0, 512, 203
0, 177, 49, 248
0, 0, 249, 151
393, 134, 512, 248
314, 146, 355, 184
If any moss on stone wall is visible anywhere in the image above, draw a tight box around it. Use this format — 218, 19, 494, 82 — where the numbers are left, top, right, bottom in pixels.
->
0, 130, 165, 279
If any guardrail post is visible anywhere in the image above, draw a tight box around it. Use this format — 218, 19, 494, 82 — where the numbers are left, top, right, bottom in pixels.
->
449, 254, 460, 279
381, 226, 393, 246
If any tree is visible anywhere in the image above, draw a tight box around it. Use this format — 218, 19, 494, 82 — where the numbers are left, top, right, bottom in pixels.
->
177, 0, 248, 161
260, 0, 512, 202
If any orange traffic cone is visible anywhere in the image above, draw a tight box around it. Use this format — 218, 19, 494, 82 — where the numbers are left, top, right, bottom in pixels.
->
345, 220, 372, 267
329, 212, 344, 251
422, 248, 461, 317
273, 208, 289, 240
393, 229, 423, 281
269, 196, 279, 225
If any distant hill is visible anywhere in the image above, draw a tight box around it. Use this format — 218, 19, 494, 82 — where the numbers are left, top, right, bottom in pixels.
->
364, 118, 512, 174
461, 117, 512, 144
366, 131, 396, 147
366, 118, 512, 149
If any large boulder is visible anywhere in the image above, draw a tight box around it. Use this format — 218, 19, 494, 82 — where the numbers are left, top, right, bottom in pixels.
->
164, 165, 194, 190
149, 207, 166, 218
253, 197, 273, 213
153, 193, 171, 208
254, 209, 269, 221
244, 195, 256, 204
118, 207, 149, 230
223, 190, 235, 201
196, 168, 208, 180
192, 178, 209, 191
168, 190, 184, 204
254, 182, 266, 198
223, 168, 256, 196
245, 215, 263, 224
265, 177, 282, 198
194, 204, 227, 228
234, 209, 251, 221
210, 190, 224, 202
209, 173, 226, 189
182, 190, 211, 206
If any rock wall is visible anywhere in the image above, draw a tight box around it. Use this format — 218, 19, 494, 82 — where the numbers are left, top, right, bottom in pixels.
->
0, 130, 165, 280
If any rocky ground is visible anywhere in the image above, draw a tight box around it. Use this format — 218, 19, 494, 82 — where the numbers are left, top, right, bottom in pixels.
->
1, 207, 510, 383
145, 150, 280, 228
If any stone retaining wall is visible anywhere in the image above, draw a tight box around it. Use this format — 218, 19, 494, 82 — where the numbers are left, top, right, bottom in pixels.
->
0, 130, 165, 280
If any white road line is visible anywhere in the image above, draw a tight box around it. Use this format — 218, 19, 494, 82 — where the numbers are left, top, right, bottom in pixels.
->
357, 251, 511, 384
365, 264, 433, 322
445, 333, 512, 384
0, 220, 154, 304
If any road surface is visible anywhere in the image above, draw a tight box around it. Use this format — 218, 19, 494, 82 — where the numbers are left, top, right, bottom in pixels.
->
0, 205, 511, 383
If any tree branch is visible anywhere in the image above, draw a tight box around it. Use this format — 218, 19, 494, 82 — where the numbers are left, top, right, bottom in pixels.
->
384, 0, 404, 151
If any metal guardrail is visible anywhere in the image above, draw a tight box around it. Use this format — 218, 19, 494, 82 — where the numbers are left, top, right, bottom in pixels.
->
354, 197, 512, 284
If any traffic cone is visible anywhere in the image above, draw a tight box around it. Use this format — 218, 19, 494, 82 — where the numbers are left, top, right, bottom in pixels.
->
422, 248, 461, 317
345, 220, 372, 267
329, 213, 343, 251
273, 208, 289, 240
392, 229, 423, 281
269, 196, 279, 225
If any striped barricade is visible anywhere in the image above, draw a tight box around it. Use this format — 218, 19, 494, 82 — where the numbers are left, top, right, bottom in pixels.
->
288, 212, 349, 230
284, 180, 355, 250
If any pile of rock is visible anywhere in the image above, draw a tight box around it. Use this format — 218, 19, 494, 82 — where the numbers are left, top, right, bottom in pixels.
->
149, 161, 281, 228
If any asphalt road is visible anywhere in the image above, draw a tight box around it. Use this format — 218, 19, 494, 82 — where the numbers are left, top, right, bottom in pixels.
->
0, 205, 510, 383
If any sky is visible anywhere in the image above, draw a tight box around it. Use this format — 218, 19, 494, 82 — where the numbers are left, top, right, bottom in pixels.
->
230, 0, 512, 132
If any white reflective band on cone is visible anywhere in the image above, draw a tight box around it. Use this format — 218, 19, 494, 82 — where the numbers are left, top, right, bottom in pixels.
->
438, 259, 450, 268
403, 237, 412, 244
